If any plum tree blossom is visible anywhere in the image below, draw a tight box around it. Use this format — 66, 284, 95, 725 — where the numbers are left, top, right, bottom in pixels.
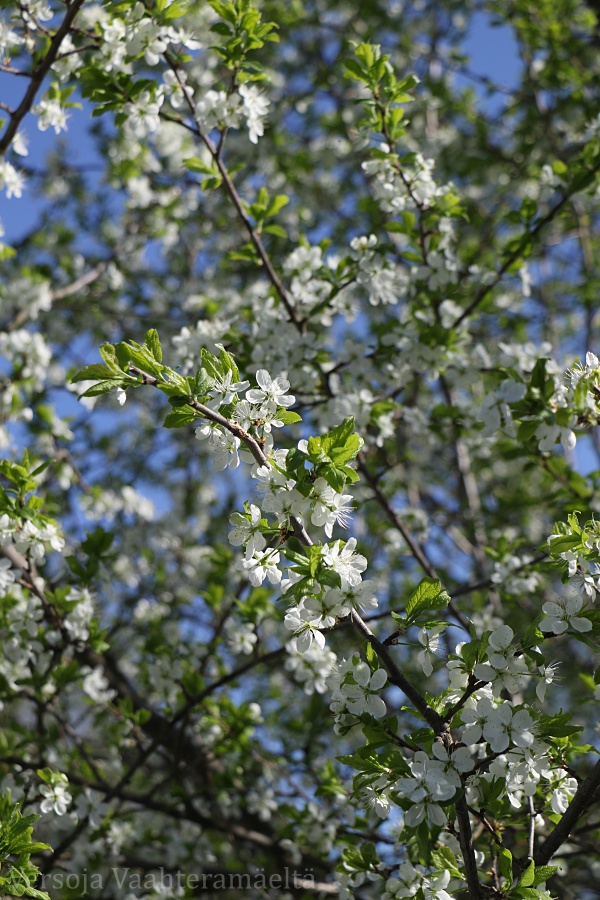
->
31, 95, 69, 134
539, 596, 593, 635
0, 160, 25, 198
284, 601, 326, 653
39, 784, 72, 817
322, 538, 367, 588
462, 697, 535, 754
473, 624, 532, 696
328, 661, 388, 718
245, 369, 295, 410
228, 504, 266, 554
0, 558, 17, 596
239, 83, 270, 144
416, 625, 445, 677
1, 0, 600, 897
395, 752, 457, 827
238, 547, 282, 587
310, 477, 354, 537
207, 370, 250, 409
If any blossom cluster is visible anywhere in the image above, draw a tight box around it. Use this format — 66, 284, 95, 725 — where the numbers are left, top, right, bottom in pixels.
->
477, 351, 600, 455
2, 0, 600, 893
214, 358, 581, 843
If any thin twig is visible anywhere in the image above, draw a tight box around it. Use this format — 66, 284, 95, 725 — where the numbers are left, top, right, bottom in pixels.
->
453, 159, 600, 329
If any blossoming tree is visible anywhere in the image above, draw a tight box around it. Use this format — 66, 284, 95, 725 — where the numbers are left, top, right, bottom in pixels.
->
1, 0, 600, 897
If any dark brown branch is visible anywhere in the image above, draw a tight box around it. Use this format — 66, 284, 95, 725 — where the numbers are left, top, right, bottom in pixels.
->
0, 0, 87, 156
357, 455, 437, 578
456, 794, 481, 899
349, 610, 446, 732
453, 158, 600, 328
128, 366, 269, 468
535, 758, 600, 866
162, 53, 302, 330
357, 455, 471, 631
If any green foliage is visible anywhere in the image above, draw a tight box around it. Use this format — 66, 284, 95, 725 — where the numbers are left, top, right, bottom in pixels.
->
0, 795, 50, 900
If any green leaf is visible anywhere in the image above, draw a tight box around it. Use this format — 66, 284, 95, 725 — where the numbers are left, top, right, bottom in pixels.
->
281, 550, 309, 567
430, 845, 461, 877
320, 463, 346, 492
517, 858, 535, 887
547, 534, 582, 554
200, 348, 225, 380
217, 344, 240, 382
81, 527, 114, 557
499, 847, 513, 882
163, 408, 198, 428
194, 368, 213, 395
80, 380, 121, 397
116, 341, 165, 380
343, 58, 369, 83
338, 464, 360, 483
99, 342, 120, 371
531, 865, 561, 886
265, 194, 289, 217
210, 21, 233, 36
144, 328, 162, 363
537, 712, 583, 739
530, 358, 548, 392
307, 417, 363, 466
184, 156, 216, 174
263, 223, 287, 238
365, 642, 377, 666
275, 409, 302, 425
70, 363, 116, 383
405, 577, 449, 618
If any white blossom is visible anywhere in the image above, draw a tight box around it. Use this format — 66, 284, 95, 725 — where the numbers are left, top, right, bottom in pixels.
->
535, 421, 576, 453
225, 620, 258, 655
195, 423, 241, 471
82, 667, 117, 704
550, 775, 577, 815
237, 548, 282, 587
284, 601, 326, 653
0, 160, 26, 198
473, 625, 531, 696
395, 751, 456, 827
239, 83, 270, 144
64, 588, 95, 642
463, 698, 535, 753
322, 537, 367, 588
0, 558, 17, 597
338, 663, 387, 718
536, 660, 559, 702
207, 370, 250, 410
40, 783, 72, 816
310, 477, 354, 538
246, 369, 295, 410
417, 625, 445, 677
124, 90, 164, 139
323, 581, 378, 612
539, 596, 592, 635
228, 505, 266, 554
32, 95, 69, 134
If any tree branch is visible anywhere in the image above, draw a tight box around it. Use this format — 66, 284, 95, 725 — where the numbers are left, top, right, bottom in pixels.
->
455, 793, 481, 899
0, 0, 87, 156
535, 758, 600, 866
